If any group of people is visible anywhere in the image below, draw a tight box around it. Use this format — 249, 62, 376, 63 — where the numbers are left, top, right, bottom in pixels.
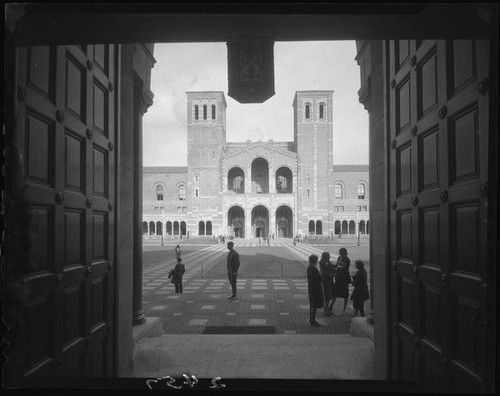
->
167, 242, 369, 328
307, 248, 369, 327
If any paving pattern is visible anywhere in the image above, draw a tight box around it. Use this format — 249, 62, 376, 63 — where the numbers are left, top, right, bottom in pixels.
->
142, 239, 371, 335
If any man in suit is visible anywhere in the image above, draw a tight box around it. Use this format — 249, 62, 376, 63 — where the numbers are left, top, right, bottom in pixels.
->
226, 241, 240, 300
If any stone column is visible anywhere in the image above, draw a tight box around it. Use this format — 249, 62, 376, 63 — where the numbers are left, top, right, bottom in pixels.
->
132, 84, 154, 325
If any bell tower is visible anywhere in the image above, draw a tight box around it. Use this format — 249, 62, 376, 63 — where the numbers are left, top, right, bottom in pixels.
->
294, 90, 335, 236
186, 92, 227, 236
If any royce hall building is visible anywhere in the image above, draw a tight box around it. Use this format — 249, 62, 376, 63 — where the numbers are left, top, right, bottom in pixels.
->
143, 90, 369, 239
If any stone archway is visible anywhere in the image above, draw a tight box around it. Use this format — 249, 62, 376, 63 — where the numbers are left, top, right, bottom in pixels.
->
251, 205, 269, 238
228, 205, 245, 238
276, 205, 293, 238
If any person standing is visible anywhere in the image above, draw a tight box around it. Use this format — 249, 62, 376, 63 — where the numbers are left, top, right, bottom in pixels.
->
332, 247, 351, 315
226, 241, 240, 300
174, 244, 182, 261
307, 254, 324, 327
319, 251, 336, 316
173, 257, 185, 294
351, 260, 369, 317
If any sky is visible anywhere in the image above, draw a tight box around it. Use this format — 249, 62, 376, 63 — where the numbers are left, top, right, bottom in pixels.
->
142, 41, 369, 167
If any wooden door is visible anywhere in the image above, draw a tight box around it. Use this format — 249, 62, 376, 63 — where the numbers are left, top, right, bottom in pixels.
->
389, 40, 490, 392
14, 44, 116, 378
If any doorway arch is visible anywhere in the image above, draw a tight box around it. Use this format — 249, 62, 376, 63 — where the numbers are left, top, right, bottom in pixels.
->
251, 205, 269, 238
275, 205, 293, 238
228, 205, 245, 238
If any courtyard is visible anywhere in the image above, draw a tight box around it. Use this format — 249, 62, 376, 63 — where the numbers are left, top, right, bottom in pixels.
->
141, 239, 371, 335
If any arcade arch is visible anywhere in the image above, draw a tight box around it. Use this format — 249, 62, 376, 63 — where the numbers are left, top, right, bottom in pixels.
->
251, 157, 269, 194
228, 205, 245, 238
252, 205, 269, 238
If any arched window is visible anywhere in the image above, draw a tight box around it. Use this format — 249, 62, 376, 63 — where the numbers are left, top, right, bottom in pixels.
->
173, 221, 179, 235
341, 220, 348, 234
335, 183, 343, 199
180, 221, 186, 236
203, 104, 207, 120
194, 174, 199, 182
194, 104, 199, 120
211, 104, 216, 119
334, 220, 341, 234
156, 184, 164, 200
233, 176, 243, 191
319, 103, 325, 119
359, 220, 366, 234
367, 220, 370, 234
316, 220, 323, 235
349, 220, 356, 234
305, 103, 311, 119
156, 221, 163, 236
178, 184, 186, 200
166, 221, 172, 235
199, 221, 205, 236
194, 188, 199, 197
142, 221, 148, 235
149, 221, 155, 235
358, 183, 366, 199
308, 220, 315, 234
307, 189, 310, 197
206, 221, 212, 236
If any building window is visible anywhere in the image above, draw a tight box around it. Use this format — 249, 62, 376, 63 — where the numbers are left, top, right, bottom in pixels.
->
195, 188, 199, 197
319, 103, 325, 119
307, 189, 310, 197
233, 176, 243, 191
206, 221, 212, 236
305, 103, 311, 119
194, 174, 199, 182
334, 206, 338, 212
211, 104, 216, 119
340, 206, 344, 211
341, 220, 348, 234
199, 221, 205, 236
357, 206, 362, 211
203, 105, 207, 120
177, 207, 182, 213
334, 220, 341, 234
194, 104, 199, 120
316, 220, 323, 235
349, 220, 356, 234
335, 183, 343, 199
142, 221, 148, 235
178, 184, 186, 200
156, 184, 164, 200
358, 183, 366, 199
363, 206, 368, 211
308, 220, 315, 234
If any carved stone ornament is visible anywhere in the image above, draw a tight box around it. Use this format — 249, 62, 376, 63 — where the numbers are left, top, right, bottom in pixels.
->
227, 40, 275, 103
141, 89, 154, 114
357, 75, 371, 111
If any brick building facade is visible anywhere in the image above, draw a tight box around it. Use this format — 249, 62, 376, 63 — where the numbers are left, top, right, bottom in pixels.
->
143, 91, 369, 239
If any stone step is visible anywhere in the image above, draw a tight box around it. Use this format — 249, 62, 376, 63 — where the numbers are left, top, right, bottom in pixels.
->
132, 334, 373, 380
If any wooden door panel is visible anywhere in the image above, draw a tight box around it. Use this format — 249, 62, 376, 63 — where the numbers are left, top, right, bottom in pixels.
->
389, 39, 489, 391
13, 44, 116, 379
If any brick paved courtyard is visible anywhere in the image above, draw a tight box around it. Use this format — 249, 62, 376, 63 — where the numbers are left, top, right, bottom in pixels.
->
142, 239, 370, 335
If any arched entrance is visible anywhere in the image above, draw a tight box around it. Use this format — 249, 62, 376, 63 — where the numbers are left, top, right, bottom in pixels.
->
228, 206, 245, 238
276, 205, 293, 238
252, 205, 269, 238
251, 157, 269, 194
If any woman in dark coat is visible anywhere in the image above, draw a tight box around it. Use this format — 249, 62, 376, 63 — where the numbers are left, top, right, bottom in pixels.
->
307, 254, 324, 327
351, 260, 370, 317
332, 247, 351, 315
319, 251, 336, 316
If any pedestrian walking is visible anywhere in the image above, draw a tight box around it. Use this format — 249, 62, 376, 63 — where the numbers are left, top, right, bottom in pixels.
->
226, 241, 240, 300
267, 236, 270, 246
293, 237, 297, 247
168, 257, 185, 294
174, 244, 182, 261
351, 260, 369, 317
332, 247, 352, 315
307, 254, 323, 327
319, 251, 336, 316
